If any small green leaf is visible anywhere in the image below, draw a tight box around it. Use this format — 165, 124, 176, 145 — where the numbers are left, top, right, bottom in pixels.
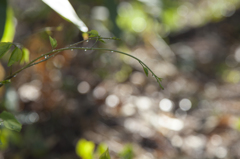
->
112, 37, 121, 41
49, 36, 57, 49
99, 148, 111, 159
7, 47, 22, 66
99, 39, 106, 43
0, 111, 22, 132
143, 67, 148, 77
1, 79, 10, 84
97, 143, 108, 156
76, 139, 95, 159
156, 77, 164, 90
119, 145, 133, 159
0, 42, 12, 58
20, 47, 30, 64
0, 139, 2, 145
139, 62, 148, 77
87, 30, 99, 38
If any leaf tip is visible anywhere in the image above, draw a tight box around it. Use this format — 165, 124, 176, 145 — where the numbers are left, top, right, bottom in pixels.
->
49, 36, 58, 49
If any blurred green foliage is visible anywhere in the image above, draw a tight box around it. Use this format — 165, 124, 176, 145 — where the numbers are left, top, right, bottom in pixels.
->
76, 139, 95, 159
75, 139, 134, 159
118, 144, 134, 159
0, 2, 15, 42
0, 0, 240, 158
0, 111, 22, 132
0, 128, 22, 150
75, 139, 110, 159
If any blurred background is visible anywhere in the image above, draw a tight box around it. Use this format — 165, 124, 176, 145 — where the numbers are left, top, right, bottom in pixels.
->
1, 0, 240, 158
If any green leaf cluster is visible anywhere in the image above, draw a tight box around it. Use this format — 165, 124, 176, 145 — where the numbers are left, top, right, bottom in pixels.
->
75, 139, 110, 159
0, 42, 12, 58
0, 42, 29, 67
0, 111, 22, 145
87, 30, 99, 38
99, 149, 111, 159
76, 139, 95, 159
119, 145, 133, 159
0, 30, 164, 90
75, 140, 136, 159
0, 111, 22, 132
8, 47, 22, 66
87, 30, 105, 43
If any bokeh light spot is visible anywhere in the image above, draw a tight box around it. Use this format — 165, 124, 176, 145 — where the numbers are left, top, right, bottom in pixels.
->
179, 98, 192, 111
93, 86, 106, 99
159, 98, 173, 112
215, 147, 227, 158
131, 17, 146, 32
77, 81, 90, 94
105, 94, 120, 107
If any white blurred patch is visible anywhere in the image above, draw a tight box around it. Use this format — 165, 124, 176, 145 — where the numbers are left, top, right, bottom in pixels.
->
158, 115, 184, 131
105, 95, 120, 107
121, 103, 136, 116
171, 135, 183, 147
124, 118, 154, 138
130, 72, 145, 86
91, 6, 109, 21
153, 62, 177, 77
135, 97, 152, 111
28, 112, 39, 123
18, 80, 42, 102
17, 112, 39, 124
159, 98, 173, 112
184, 135, 206, 150
137, 153, 154, 159
77, 81, 90, 94
6, 88, 19, 111
215, 147, 227, 158
93, 86, 106, 99
210, 134, 222, 146
179, 98, 192, 111
124, 118, 138, 133
42, 0, 88, 32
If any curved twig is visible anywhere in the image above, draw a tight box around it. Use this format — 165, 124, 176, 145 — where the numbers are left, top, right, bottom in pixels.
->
0, 39, 163, 89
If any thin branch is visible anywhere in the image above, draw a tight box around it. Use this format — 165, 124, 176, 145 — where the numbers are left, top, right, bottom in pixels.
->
0, 40, 163, 89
